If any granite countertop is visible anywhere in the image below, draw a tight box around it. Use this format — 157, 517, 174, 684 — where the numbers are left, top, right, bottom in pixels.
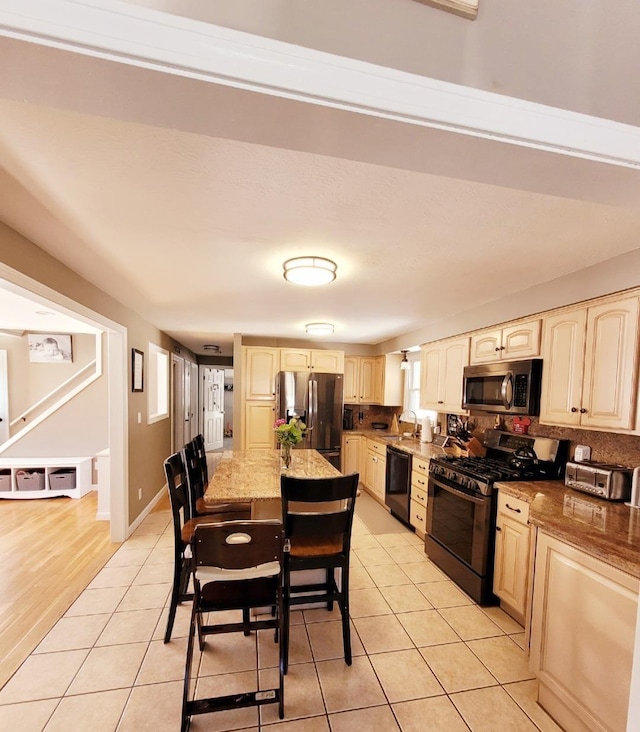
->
346, 429, 452, 460
496, 479, 640, 578
204, 449, 341, 504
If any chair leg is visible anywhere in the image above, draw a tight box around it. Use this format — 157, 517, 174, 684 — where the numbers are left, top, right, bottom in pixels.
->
326, 567, 335, 611
341, 563, 352, 665
283, 568, 291, 675
242, 608, 251, 636
277, 589, 285, 719
182, 601, 198, 732
165, 553, 184, 643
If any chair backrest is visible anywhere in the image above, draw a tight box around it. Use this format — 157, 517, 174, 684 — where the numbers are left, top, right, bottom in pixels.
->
280, 473, 359, 556
193, 433, 209, 484
164, 451, 191, 543
192, 520, 283, 581
182, 440, 204, 519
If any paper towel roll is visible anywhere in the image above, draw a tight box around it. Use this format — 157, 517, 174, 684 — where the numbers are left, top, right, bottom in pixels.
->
420, 417, 433, 443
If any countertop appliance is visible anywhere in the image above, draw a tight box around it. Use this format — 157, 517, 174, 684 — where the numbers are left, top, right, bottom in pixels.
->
425, 430, 567, 604
565, 461, 634, 501
276, 371, 343, 470
385, 446, 412, 526
462, 358, 543, 415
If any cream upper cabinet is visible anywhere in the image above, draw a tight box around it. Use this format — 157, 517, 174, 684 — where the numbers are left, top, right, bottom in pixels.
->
540, 295, 640, 431
420, 337, 469, 414
493, 492, 531, 625
243, 347, 280, 401
530, 531, 638, 732
469, 319, 541, 365
279, 348, 344, 373
344, 356, 377, 404
374, 354, 403, 406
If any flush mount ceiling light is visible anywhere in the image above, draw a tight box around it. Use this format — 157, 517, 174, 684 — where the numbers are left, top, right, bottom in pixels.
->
203, 344, 220, 353
283, 256, 337, 286
400, 350, 410, 370
305, 322, 335, 336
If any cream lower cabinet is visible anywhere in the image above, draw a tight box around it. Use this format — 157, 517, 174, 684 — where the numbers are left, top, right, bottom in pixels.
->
540, 295, 640, 431
342, 433, 365, 477
243, 401, 276, 450
409, 456, 429, 537
530, 531, 638, 732
364, 439, 386, 504
420, 336, 469, 414
493, 492, 531, 625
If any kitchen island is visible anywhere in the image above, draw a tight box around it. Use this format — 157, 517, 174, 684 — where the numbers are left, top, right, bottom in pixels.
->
203, 448, 342, 519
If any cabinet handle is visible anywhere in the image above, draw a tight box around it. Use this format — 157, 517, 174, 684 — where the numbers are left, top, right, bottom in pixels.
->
505, 503, 521, 513
416, 515, 424, 523
496, 526, 502, 532
580, 408, 587, 414
500, 346, 505, 350
495, 347, 500, 352
418, 479, 425, 485
571, 407, 578, 413
438, 400, 444, 404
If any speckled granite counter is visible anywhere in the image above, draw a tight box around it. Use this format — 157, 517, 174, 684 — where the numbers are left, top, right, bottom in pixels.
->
496, 480, 640, 578
203, 449, 341, 505
346, 430, 452, 460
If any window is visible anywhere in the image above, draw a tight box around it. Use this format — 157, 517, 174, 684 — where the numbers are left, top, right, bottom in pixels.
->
402, 351, 437, 426
148, 342, 169, 424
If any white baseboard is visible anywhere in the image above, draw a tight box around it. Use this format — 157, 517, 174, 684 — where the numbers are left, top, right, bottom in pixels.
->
126, 485, 167, 536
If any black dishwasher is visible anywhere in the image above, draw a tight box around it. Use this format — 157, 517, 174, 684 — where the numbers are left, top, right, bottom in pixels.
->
385, 445, 412, 526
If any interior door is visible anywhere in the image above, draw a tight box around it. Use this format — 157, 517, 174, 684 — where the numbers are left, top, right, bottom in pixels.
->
190, 362, 198, 441
171, 354, 185, 452
0, 351, 9, 444
202, 367, 224, 450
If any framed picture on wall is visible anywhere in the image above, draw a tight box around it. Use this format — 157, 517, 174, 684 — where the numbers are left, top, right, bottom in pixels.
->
132, 348, 144, 392
28, 333, 73, 363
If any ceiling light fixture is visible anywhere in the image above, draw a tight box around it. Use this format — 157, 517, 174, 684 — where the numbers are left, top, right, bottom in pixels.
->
283, 256, 337, 286
203, 344, 220, 353
400, 350, 410, 370
305, 322, 335, 336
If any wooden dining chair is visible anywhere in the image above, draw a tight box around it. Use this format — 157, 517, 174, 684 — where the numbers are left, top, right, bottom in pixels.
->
182, 440, 251, 521
182, 520, 285, 730
163, 451, 222, 644
280, 472, 359, 674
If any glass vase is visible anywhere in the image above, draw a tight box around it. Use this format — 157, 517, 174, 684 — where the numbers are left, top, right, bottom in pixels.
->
281, 442, 292, 470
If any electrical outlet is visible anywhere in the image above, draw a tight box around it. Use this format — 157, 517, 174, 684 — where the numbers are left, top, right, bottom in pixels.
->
138, 488, 142, 500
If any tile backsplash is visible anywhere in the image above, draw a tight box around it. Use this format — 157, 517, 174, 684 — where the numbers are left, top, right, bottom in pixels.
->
344, 405, 640, 468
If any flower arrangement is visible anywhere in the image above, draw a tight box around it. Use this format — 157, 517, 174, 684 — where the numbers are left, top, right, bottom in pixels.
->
273, 417, 307, 446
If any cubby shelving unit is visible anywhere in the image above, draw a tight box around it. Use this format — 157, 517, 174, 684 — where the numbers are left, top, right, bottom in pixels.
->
0, 457, 93, 499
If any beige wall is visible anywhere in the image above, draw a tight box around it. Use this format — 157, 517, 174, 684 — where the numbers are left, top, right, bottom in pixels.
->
0, 222, 196, 523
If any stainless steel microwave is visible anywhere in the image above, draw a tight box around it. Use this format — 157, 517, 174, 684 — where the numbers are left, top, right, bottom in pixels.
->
462, 359, 542, 415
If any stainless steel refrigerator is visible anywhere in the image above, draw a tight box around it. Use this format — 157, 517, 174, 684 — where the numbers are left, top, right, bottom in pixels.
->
275, 371, 343, 470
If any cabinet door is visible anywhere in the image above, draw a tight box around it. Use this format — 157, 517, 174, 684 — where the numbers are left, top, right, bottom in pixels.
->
539, 308, 587, 426
420, 345, 443, 409
374, 456, 387, 502
311, 350, 344, 373
469, 329, 502, 364
279, 349, 311, 372
493, 513, 530, 618
342, 434, 363, 476
244, 347, 279, 400
373, 356, 384, 405
244, 401, 276, 449
441, 337, 470, 413
581, 296, 639, 431
530, 532, 638, 732
343, 357, 359, 403
501, 319, 541, 360
359, 358, 377, 403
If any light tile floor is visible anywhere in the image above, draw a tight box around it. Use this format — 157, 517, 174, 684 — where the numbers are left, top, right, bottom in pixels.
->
0, 491, 563, 731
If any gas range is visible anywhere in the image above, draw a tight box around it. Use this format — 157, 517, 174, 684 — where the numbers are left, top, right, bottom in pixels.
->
428, 430, 568, 497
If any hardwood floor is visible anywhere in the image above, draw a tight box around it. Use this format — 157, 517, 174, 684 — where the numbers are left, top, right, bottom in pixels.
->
0, 492, 119, 689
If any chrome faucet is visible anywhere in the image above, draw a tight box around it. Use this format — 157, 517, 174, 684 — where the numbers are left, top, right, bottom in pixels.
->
399, 410, 418, 438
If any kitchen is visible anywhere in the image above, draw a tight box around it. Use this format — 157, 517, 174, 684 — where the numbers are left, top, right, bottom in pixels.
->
2, 2, 640, 730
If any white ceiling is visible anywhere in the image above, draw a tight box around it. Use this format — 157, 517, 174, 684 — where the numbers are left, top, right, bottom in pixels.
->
1, 4, 640, 356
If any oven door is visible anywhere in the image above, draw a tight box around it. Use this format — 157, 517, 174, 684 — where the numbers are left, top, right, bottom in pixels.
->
425, 473, 497, 603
